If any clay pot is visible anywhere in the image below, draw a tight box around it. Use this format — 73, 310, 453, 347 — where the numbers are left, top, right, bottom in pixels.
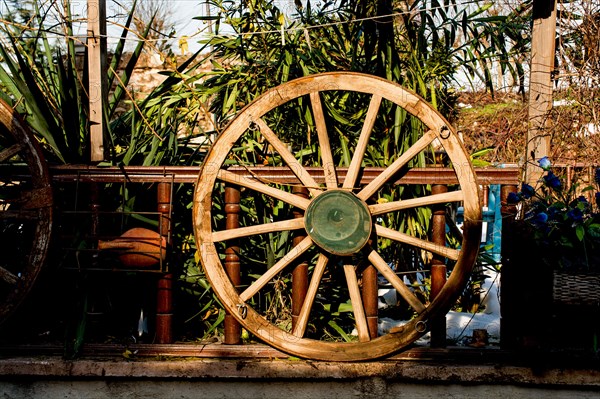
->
98, 228, 167, 268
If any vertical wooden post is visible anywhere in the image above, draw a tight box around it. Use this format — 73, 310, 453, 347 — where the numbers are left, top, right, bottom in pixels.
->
361, 214, 380, 339
362, 263, 378, 339
89, 183, 101, 238
499, 183, 519, 349
482, 185, 489, 209
89, 183, 101, 269
525, 0, 557, 186
566, 165, 574, 191
430, 184, 448, 347
224, 185, 242, 344
156, 182, 173, 343
291, 187, 309, 331
87, 0, 107, 162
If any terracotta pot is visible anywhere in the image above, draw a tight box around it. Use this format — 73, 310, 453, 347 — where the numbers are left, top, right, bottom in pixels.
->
98, 227, 167, 268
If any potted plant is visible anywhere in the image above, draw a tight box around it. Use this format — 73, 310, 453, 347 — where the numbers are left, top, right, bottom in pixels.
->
501, 158, 600, 352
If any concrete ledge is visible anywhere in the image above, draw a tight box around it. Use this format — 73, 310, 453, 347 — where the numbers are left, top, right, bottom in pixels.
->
3, 343, 600, 399
2, 355, 600, 386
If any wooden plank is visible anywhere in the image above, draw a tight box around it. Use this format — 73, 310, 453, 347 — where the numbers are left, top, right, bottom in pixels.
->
87, 0, 107, 162
47, 165, 521, 185
343, 265, 370, 342
292, 254, 328, 338
343, 95, 382, 190
0, 143, 22, 163
525, 0, 557, 186
211, 218, 305, 243
0, 342, 508, 362
310, 92, 338, 189
369, 190, 464, 216
0, 265, 19, 285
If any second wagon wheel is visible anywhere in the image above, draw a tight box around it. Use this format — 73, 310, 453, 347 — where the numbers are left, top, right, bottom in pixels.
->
193, 72, 482, 361
0, 99, 52, 324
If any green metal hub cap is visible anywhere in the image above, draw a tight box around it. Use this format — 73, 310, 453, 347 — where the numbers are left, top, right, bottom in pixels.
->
305, 190, 372, 256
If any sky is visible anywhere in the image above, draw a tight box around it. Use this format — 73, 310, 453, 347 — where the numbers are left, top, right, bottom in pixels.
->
0, 1, 322, 55
108, 0, 301, 54
50, 1, 215, 54
168, 0, 301, 53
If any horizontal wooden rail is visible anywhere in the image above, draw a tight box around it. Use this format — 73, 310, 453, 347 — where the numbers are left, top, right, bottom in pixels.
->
45, 165, 521, 186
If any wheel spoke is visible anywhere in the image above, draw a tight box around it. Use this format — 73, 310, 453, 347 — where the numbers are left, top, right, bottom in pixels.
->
240, 236, 313, 302
369, 190, 464, 216
310, 92, 337, 189
255, 118, 323, 196
211, 218, 305, 243
218, 169, 311, 210
343, 264, 370, 342
367, 249, 426, 313
0, 209, 38, 220
0, 143, 22, 163
357, 129, 437, 201
375, 224, 459, 261
0, 265, 19, 285
20, 186, 53, 209
1, 187, 53, 209
292, 253, 328, 337
343, 95, 382, 190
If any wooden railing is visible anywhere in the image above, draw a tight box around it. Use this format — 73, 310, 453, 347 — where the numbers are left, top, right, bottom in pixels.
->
49, 164, 522, 346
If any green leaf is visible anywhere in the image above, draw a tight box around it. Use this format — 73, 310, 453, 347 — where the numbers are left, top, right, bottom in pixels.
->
204, 309, 226, 337
0, 42, 65, 161
576, 224, 585, 241
588, 224, 600, 240
327, 320, 352, 342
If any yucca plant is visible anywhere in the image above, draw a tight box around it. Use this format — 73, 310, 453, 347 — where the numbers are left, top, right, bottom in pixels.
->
0, 0, 151, 163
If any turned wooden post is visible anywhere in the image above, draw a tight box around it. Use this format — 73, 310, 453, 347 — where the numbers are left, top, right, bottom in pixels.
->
482, 185, 489, 209
430, 184, 448, 347
156, 182, 173, 343
362, 226, 380, 339
291, 186, 309, 331
224, 184, 242, 344
362, 261, 378, 339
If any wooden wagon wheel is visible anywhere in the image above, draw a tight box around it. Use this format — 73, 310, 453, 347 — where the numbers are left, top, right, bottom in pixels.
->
0, 99, 52, 324
193, 72, 481, 361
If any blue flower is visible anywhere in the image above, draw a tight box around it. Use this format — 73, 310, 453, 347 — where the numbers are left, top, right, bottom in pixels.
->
567, 208, 583, 222
543, 172, 561, 190
507, 192, 521, 204
538, 156, 552, 170
532, 212, 548, 224
521, 183, 535, 199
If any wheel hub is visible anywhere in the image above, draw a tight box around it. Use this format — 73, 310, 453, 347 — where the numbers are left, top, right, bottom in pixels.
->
305, 190, 372, 256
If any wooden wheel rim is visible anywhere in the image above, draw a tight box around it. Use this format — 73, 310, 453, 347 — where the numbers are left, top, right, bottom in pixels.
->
193, 72, 481, 361
0, 99, 53, 323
